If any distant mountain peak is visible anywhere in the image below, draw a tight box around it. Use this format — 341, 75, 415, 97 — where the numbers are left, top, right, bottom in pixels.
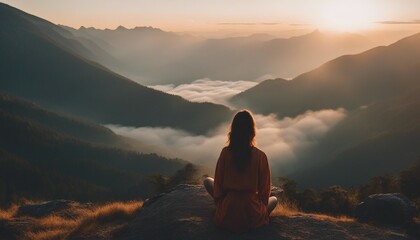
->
304, 29, 323, 37
116, 25, 128, 31
310, 29, 321, 34
133, 26, 164, 32
78, 26, 98, 31
76, 25, 166, 33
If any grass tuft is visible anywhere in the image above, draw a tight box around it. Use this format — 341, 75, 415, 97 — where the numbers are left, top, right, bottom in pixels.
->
0, 204, 19, 220
1, 200, 142, 240
271, 200, 354, 223
70, 201, 142, 236
271, 199, 299, 217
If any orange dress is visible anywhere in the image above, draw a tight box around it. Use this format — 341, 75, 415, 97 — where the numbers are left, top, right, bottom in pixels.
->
213, 146, 271, 233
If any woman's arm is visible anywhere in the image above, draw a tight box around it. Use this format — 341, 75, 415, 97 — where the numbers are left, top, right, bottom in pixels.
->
259, 152, 271, 206
213, 148, 226, 204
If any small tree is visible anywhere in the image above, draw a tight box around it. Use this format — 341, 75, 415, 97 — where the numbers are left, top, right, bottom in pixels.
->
169, 163, 199, 187
319, 185, 354, 216
149, 174, 170, 193
399, 159, 420, 200
276, 177, 297, 201
296, 188, 319, 212
149, 163, 199, 194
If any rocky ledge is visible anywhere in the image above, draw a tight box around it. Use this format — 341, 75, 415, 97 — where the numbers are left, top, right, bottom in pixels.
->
119, 184, 415, 240
1, 185, 418, 240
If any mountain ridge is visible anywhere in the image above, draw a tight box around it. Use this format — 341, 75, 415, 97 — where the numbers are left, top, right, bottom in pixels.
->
231, 31, 420, 187
0, 3, 231, 134
66, 22, 374, 85
0, 99, 187, 206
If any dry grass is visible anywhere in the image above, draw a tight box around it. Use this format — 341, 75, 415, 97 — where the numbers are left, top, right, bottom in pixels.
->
37, 215, 80, 229
300, 212, 354, 223
24, 215, 80, 240
69, 201, 143, 237
25, 229, 69, 240
271, 199, 299, 217
0, 204, 19, 220
0, 200, 143, 240
271, 200, 354, 223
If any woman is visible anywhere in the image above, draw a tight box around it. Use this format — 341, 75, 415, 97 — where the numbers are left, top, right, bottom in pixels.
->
203, 110, 277, 233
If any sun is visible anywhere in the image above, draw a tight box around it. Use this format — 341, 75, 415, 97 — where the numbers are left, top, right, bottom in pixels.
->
318, 0, 376, 32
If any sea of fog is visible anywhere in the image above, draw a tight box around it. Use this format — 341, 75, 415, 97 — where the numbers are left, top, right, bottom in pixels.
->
148, 78, 259, 108
106, 79, 346, 176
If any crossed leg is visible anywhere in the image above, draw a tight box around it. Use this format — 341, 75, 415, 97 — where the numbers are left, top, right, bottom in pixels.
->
267, 196, 278, 214
203, 177, 278, 214
203, 177, 214, 198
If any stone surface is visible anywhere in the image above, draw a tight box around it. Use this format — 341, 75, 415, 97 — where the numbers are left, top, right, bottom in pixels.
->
354, 193, 418, 225
119, 184, 411, 240
1, 186, 416, 239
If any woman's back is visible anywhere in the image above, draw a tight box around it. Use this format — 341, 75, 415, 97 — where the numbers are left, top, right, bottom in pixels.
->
213, 146, 271, 232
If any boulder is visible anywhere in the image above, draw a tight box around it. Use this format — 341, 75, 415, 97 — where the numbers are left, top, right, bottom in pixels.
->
354, 193, 418, 225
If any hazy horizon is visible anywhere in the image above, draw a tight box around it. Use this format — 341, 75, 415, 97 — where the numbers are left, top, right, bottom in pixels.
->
3, 0, 420, 40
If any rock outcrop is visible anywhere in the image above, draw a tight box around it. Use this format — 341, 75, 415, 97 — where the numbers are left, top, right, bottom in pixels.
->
354, 193, 418, 225
1, 185, 417, 240
119, 184, 412, 240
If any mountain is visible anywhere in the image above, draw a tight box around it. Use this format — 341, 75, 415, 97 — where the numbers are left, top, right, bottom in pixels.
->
231, 33, 420, 187
66, 26, 374, 85
291, 85, 420, 187
0, 3, 231, 134
0, 94, 125, 147
0, 94, 187, 206
63, 25, 202, 84
232, 32, 420, 118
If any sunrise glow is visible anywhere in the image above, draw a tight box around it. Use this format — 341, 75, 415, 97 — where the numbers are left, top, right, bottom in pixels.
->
318, 0, 377, 31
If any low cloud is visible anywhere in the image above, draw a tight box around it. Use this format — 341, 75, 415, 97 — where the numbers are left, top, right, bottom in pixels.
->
149, 78, 258, 107
106, 108, 346, 176
289, 23, 313, 26
377, 20, 420, 25
217, 22, 281, 26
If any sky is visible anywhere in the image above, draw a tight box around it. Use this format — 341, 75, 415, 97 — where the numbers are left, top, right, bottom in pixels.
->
3, 0, 420, 36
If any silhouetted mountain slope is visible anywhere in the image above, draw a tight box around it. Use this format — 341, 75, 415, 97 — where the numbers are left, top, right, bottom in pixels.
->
0, 94, 124, 146
232, 33, 420, 187
0, 3, 105, 66
291, 87, 420, 187
0, 108, 187, 206
67, 25, 373, 85
232, 32, 420, 117
0, 3, 231, 134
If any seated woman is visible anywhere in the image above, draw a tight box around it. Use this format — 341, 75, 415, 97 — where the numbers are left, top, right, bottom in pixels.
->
203, 110, 277, 233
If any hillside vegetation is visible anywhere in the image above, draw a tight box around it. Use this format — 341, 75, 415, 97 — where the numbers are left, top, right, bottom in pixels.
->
0, 3, 231, 134
0, 94, 187, 207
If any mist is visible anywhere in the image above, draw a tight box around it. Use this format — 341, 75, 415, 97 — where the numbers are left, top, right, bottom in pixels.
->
65, 27, 376, 85
106, 108, 346, 177
149, 78, 258, 107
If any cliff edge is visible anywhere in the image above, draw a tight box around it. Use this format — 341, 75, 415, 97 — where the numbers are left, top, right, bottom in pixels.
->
0, 184, 416, 240
119, 184, 411, 240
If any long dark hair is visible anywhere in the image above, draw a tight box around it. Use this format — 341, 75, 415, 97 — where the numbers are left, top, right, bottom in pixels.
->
227, 110, 256, 171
